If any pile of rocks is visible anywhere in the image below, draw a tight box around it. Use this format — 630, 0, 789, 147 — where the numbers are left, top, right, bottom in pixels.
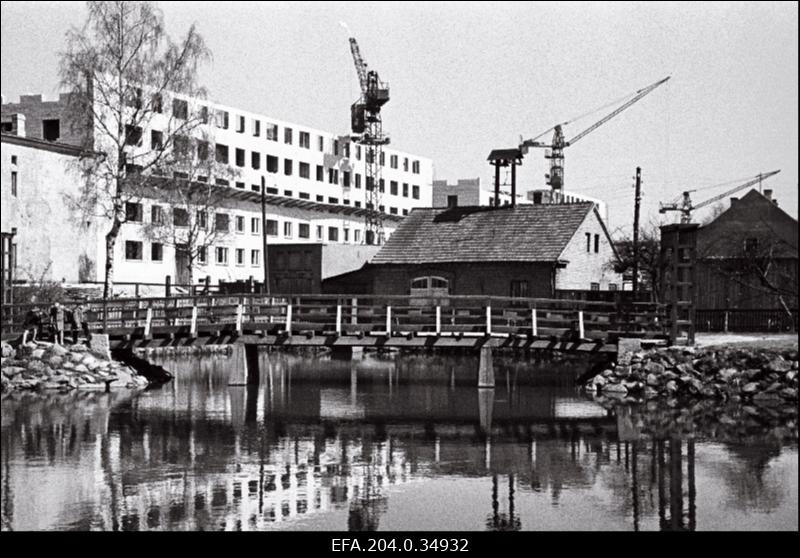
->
1, 341, 149, 392
586, 346, 798, 404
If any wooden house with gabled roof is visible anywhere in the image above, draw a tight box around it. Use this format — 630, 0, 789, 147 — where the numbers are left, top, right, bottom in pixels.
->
325, 203, 622, 297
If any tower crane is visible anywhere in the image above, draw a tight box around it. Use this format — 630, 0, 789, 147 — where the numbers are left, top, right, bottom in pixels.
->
658, 170, 781, 223
343, 26, 390, 245
519, 76, 670, 191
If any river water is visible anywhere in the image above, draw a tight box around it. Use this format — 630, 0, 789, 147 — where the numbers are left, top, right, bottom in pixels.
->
1, 350, 797, 531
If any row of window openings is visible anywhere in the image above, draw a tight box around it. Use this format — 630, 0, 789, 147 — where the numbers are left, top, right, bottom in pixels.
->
585, 233, 601, 253
126, 203, 361, 241
126, 112, 421, 174
124, 241, 260, 267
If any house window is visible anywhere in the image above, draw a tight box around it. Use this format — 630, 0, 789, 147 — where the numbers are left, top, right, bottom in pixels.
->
594, 234, 600, 253
251, 249, 260, 266
299, 131, 310, 148
316, 195, 324, 202
328, 197, 339, 204
235, 148, 245, 167
355, 174, 361, 189
236, 115, 245, 133
402, 209, 409, 216
379, 151, 384, 166
266, 187, 278, 195
316, 165, 324, 181
510, 280, 529, 298
402, 183, 409, 197
251, 184, 260, 192
253, 119, 261, 136
125, 124, 142, 146
267, 155, 279, 173
585, 232, 591, 252
151, 205, 164, 224
299, 192, 310, 200
251, 217, 260, 234
266, 219, 278, 236
150, 130, 163, 150
125, 241, 143, 261
300, 162, 310, 179
412, 160, 420, 174
215, 213, 229, 232
410, 276, 449, 294
390, 207, 398, 215
316, 225, 323, 240
390, 181, 398, 195
215, 178, 229, 186
318, 136, 324, 151
343, 228, 350, 242
403, 158, 409, 171
328, 227, 339, 242
590, 282, 600, 291
172, 98, 188, 119
343, 171, 351, 187
412, 185, 420, 200
447, 195, 458, 208
198, 106, 209, 124
299, 223, 310, 239
215, 143, 229, 164
354, 230, 361, 243
379, 178, 385, 192
197, 210, 207, 229
284, 190, 293, 197
11, 171, 18, 197
328, 168, 338, 184
173, 208, 189, 227
125, 202, 143, 222
284, 222, 293, 238
284, 127, 293, 144
151, 242, 163, 262
198, 246, 207, 264
355, 201, 362, 208
609, 283, 618, 291
333, 139, 340, 156
251, 151, 261, 169
284, 159, 293, 176
216, 247, 228, 265
151, 93, 163, 113
266, 123, 278, 141
197, 140, 209, 160
235, 248, 245, 266
216, 110, 229, 129
235, 215, 245, 233
390, 154, 398, 169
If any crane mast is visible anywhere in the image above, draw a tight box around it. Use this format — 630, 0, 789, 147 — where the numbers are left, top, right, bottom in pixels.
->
346, 33, 390, 245
520, 76, 670, 192
659, 170, 781, 223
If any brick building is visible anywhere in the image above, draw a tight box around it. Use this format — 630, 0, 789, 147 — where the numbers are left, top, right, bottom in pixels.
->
326, 204, 622, 296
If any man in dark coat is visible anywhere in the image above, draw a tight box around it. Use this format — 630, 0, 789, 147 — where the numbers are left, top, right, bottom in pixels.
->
71, 303, 90, 344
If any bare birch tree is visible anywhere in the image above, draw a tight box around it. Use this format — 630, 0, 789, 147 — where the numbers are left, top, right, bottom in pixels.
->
59, 1, 211, 297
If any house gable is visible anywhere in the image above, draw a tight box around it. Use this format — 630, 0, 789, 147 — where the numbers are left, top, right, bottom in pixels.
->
554, 207, 622, 290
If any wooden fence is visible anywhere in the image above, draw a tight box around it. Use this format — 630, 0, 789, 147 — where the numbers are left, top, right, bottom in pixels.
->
695, 308, 798, 333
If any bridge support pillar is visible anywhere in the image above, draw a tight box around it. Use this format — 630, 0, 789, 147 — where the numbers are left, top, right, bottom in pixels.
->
478, 347, 495, 388
229, 344, 260, 386
478, 387, 494, 434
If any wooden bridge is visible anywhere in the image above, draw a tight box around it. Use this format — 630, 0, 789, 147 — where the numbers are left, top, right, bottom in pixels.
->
2, 293, 668, 352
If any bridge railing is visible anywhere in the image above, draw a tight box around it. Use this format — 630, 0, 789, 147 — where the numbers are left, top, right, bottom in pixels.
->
2, 293, 668, 343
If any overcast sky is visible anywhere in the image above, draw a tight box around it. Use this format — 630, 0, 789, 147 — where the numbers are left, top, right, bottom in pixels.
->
2, 1, 797, 230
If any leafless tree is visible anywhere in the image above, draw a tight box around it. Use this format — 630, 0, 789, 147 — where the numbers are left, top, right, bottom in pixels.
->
59, 1, 211, 297
607, 218, 665, 301
142, 133, 239, 287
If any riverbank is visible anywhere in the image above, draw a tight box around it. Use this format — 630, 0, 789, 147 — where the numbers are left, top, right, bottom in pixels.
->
585, 345, 798, 404
1, 340, 149, 392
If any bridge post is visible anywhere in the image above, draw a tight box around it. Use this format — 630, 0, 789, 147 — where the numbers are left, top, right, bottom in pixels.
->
336, 303, 342, 335
386, 305, 392, 336
531, 308, 538, 337
190, 306, 198, 337
485, 306, 492, 335
285, 303, 292, 335
478, 346, 495, 388
478, 387, 494, 434
229, 343, 260, 386
236, 302, 244, 335
578, 310, 585, 340
144, 307, 153, 338
436, 306, 441, 334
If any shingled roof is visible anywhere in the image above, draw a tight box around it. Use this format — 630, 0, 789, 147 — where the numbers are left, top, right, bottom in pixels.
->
372, 203, 596, 264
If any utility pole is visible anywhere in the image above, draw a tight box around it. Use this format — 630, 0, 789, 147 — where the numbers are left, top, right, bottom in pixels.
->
632, 167, 642, 294
260, 176, 270, 294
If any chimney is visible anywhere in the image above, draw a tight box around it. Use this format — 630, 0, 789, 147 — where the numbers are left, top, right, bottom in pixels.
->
764, 189, 773, 201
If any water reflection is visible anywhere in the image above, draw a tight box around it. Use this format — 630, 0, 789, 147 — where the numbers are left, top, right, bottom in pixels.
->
1, 351, 797, 531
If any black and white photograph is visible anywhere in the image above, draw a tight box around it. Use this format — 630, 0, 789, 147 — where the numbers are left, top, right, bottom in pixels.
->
0, 0, 797, 538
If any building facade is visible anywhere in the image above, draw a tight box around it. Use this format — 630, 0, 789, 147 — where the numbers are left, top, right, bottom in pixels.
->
1, 88, 434, 292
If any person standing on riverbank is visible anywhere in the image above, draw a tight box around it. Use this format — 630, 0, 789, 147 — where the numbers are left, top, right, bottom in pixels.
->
71, 303, 90, 344
50, 301, 65, 345
21, 308, 42, 344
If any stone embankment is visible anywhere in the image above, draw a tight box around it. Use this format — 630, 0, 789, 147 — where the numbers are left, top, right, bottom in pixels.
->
1, 341, 148, 392
585, 345, 798, 404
